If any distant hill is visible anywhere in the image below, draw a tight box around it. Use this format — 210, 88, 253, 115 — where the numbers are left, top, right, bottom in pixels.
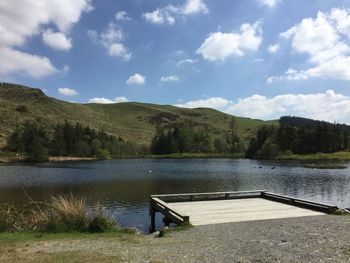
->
0, 83, 277, 148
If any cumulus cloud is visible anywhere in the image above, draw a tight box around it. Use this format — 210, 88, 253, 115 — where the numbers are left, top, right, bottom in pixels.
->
176, 90, 350, 124
88, 96, 129, 104
176, 97, 232, 110
269, 8, 350, 82
126, 73, 145, 85
143, 9, 175, 25
143, 0, 208, 25
87, 23, 131, 61
0, 0, 92, 78
0, 47, 58, 78
115, 11, 131, 21
58, 87, 78, 96
259, 0, 280, 8
42, 29, 72, 50
196, 21, 262, 61
160, 75, 179, 82
267, 43, 279, 53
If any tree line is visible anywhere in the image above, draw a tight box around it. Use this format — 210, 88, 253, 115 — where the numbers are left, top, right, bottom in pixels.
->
246, 117, 349, 158
151, 117, 245, 155
5, 121, 146, 161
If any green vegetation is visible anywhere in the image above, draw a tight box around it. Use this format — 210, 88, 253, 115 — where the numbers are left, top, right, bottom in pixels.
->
246, 116, 350, 159
333, 209, 350, 215
5, 121, 145, 161
151, 117, 244, 155
302, 163, 347, 169
0, 194, 116, 233
277, 151, 350, 161
0, 82, 276, 152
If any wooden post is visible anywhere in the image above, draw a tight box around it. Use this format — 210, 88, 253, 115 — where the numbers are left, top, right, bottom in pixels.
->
149, 206, 156, 233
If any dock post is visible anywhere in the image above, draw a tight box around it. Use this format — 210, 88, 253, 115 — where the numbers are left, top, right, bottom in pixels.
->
149, 206, 156, 233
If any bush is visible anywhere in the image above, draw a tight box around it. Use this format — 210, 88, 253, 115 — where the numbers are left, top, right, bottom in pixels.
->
50, 194, 87, 232
15, 105, 28, 113
88, 205, 115, 233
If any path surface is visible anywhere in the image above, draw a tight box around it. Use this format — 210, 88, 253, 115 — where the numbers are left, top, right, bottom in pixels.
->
1, 215, 350, 263
169, 198, 325, 225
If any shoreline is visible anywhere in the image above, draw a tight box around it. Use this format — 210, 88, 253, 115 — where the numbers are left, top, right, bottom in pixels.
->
1, 151, 350, 164
0, 215, 349, 262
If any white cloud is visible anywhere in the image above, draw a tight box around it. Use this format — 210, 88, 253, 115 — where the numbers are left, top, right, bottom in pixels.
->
269, 8, 350, 82
196, 21, 262, 61
143, 0, 208, 25
87, 23, 131, 61
42, 29, 72, 50
0, 0, 92, 78
126, 73, 145, 85
88, 96, 129, 104
143, 8, 175, 25
176, 58, 197, 67
177, 0, 209, 15
160, 75, 179, 82
58, 87, 78, 96
175, 90, 350, 124
176, 97, 232, 110
267, 43, 279, 53
0, 47, 58, 78
108, 43, 132, 60
259, 0, 280, 8
115, 11, 131, 21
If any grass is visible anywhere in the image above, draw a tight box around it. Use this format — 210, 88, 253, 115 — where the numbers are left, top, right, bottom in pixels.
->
277, 151, 350, 161
302, 163, 347, 169
0, 230, 139, 263
0, 194, 117, 233
0, 82, 276, 149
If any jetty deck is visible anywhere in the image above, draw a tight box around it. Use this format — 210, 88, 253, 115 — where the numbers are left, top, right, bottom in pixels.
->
149, 190, 338, 232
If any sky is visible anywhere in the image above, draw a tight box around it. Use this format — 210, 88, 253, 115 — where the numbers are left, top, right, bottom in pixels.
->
2, 0, 350, 123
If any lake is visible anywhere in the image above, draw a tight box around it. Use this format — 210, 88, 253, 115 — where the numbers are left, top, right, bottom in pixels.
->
0, 158, 349, 232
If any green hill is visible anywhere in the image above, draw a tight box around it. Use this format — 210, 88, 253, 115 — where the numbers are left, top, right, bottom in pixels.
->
0, 83, 277, 148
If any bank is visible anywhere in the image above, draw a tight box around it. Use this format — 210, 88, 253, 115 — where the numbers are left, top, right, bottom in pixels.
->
0, 215, 349, 263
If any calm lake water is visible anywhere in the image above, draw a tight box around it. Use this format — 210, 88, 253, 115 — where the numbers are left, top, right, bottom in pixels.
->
0, 159, 349, 232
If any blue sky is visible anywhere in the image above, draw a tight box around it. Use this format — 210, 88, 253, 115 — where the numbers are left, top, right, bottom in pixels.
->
2, 0, 350, 123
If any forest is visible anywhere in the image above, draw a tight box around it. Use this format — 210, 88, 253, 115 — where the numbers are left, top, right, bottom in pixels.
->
4, 116, 350, 161
246, 116, 349, 158
150, 117, 244, 155
5, 121, 147, 161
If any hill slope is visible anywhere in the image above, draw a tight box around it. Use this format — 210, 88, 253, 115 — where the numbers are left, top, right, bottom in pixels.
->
0, 83, 277, 148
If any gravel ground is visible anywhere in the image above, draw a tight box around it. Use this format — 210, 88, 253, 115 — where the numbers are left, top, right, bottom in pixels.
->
5, 215, 350, 263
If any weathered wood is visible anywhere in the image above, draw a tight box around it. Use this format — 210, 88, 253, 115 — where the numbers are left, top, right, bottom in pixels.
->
150, 197, 189, 225
151, 190, 266, 203
149, 191, 338, 231
261, 192, 338, 213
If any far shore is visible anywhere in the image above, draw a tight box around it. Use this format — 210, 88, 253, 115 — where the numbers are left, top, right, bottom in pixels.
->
1, 151, 350, 164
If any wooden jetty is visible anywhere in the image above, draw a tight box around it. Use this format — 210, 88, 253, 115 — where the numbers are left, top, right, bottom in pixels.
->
149, 190, 338, 232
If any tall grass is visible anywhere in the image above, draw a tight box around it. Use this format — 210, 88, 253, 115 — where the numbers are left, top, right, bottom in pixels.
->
0, 194, 116, 233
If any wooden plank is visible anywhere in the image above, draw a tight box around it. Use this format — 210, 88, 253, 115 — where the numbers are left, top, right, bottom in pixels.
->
167, 198, 325, 225
262, 192, 338, 213
149, 191, 337, 229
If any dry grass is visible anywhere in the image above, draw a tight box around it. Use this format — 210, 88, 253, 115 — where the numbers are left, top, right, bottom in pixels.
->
0, 194, 116, 233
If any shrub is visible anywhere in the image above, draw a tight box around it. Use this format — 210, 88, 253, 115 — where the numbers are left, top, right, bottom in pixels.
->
15, 105, 28, 113
0, 194, 117, 233
50, 194, 87, 232
0, 204, 14, 232
88, 204, 115, 233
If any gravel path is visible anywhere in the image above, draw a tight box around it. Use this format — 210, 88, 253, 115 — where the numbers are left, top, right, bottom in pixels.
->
6, 215, 350, 263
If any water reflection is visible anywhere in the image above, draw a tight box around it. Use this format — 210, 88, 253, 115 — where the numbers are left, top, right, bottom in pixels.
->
0, 159, 349, 232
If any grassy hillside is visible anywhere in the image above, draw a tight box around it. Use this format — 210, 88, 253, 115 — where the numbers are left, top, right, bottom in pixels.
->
0, 83, 277, 148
